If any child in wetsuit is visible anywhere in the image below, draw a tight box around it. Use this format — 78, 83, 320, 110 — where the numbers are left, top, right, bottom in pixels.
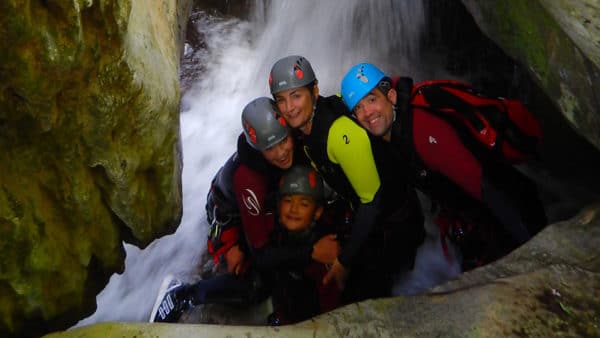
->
268, 165, 342, 325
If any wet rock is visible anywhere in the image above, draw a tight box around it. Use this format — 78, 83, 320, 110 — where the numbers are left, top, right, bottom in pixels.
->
0, 1, 191, 336
461, 0, 600, 152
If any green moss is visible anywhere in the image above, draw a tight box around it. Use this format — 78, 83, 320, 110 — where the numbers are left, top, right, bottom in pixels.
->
474, 1, 563, 84
557, 83, 579, 127
531, 281, 600, 336
2, 187, 24, 219
0, 0, 182, 334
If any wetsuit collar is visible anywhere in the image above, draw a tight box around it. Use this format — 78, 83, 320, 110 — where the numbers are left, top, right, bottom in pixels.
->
285, 221, 317, 243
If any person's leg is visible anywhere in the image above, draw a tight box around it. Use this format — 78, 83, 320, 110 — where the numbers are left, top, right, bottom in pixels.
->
269, 270, 319, 325
342, 262, 393, 304
382, 188, 426, 271
482, 163, 547, 246
150, 271, 269, 323
341, 228, 395, 304
188, 270, 268, 305
149, 275, 193, 323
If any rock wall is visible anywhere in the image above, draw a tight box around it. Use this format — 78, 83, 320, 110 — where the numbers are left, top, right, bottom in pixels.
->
460, 0, 600, 151
0, 0, 191, 336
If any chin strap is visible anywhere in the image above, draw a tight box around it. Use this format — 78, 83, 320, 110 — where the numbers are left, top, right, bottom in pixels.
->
381, 105, 398, 139
298, 99, 317, 133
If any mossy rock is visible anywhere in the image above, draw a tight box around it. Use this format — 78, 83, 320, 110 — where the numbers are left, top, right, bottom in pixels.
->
0, 0, 192, 336
461, 0, 600, 152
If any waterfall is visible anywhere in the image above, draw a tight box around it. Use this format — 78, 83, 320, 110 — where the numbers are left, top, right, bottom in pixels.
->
76, 0, 460, 326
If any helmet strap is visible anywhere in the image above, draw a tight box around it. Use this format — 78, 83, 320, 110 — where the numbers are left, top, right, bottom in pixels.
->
298, 97, 317, 134
382, 105, 397, 140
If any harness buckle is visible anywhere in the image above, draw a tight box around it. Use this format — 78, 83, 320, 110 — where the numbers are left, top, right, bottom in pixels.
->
208, 205, 234, 251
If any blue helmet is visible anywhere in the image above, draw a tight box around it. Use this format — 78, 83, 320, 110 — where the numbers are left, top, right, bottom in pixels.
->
340, 63, 390, 111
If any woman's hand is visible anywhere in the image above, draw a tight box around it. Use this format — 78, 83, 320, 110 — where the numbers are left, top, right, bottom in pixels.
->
323, 258, 348, 290
225, 245, 246, 275
311, 234, 339, 264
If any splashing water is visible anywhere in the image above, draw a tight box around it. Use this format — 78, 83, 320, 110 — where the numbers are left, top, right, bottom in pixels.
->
77, 0, 461, 326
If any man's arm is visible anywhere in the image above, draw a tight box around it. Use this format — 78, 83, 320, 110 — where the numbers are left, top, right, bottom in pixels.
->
326, 116, 382, 268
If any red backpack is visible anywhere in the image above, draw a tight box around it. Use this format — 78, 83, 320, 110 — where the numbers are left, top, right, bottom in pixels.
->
396, 78, 542, 164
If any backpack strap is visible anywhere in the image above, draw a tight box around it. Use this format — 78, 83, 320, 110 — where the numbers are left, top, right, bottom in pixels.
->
393, 76, 414, 117
416, 82, 486, 132
409, 80, 541, 163
413, 83, 500, 162
390, 76, 428, 183
392, 78, 477, 212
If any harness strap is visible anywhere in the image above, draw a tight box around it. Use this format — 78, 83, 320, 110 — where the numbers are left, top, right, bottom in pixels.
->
207, 226, 241, 265
435, 208, 474, 266
207, 201, 241, 265
435, 212, 454, 265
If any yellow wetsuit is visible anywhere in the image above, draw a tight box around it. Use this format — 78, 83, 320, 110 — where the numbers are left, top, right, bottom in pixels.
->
327, 116, 380, 204
300, 95, 382, 266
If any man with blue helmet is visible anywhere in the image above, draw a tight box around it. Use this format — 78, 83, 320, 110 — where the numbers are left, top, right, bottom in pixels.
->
269, 56, 425, 303
340, 63, 547, 264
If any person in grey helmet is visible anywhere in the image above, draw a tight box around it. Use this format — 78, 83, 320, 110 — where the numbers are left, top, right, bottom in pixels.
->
268, 165, 342, 325
149, 97, 339, 323
269, 55, 425, 304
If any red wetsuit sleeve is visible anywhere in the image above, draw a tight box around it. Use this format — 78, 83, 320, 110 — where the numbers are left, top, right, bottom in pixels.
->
412, 108, 483, 200
233, 164, 274, 250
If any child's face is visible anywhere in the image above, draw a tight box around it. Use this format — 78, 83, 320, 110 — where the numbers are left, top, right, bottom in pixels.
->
279, 194, 323, 232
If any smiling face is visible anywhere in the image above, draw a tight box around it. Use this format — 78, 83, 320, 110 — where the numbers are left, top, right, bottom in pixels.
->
273, 85, 319, 134
261, 134, 294, 169
353, 87, 397, 141
278, 194, 323, 232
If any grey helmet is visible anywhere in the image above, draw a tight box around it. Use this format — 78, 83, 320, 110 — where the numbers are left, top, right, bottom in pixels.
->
279, 165, 324, 204
269, 55, 317, 95
241, 97, 289, 151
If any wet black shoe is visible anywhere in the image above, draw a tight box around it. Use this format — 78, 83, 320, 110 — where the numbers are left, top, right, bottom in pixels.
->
149, 275, 191, 323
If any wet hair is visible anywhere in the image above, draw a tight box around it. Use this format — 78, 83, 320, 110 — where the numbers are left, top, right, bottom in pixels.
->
304, 80, 318, 93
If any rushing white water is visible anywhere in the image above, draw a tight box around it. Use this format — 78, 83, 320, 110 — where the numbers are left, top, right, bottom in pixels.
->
77, 0, 461, 326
